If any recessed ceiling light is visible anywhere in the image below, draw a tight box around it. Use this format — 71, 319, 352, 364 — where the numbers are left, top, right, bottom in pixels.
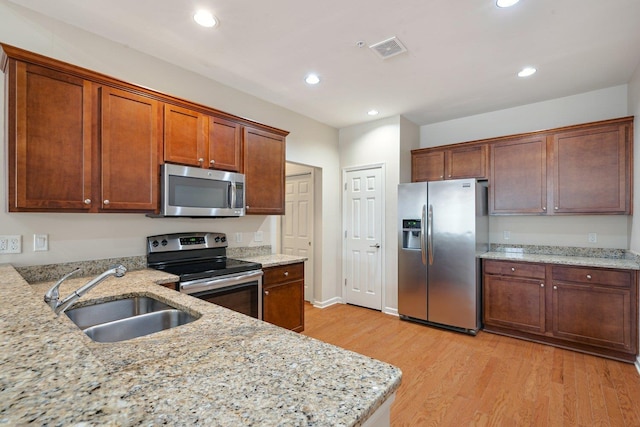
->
496, 0, 520, 7
305, 74, 320, 85
194, 10, 217, 28
518, 67, 537, 77
368, 110, 379, 116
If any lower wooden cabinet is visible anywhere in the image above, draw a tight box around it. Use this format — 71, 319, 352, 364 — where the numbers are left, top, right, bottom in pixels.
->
263, 262, 304, 332
483, 259, 638, 362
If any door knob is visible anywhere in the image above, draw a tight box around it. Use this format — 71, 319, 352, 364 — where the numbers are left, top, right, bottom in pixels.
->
370, 244, 381, 248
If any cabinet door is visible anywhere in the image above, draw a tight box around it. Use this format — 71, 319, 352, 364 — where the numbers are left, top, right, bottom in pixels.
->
552, 123, 630, 214
100, 86, 161, 211
10, 61, 92, 211
483, 274, 546, 334
164, 104, 206, 167
552, 281, 633, 352
412, 150, 445, 182
263, 280, 304, 332
447, 144, 488, 180
243, 127, 285, 214
209, 116, 241, 172
490, 135, 547, 214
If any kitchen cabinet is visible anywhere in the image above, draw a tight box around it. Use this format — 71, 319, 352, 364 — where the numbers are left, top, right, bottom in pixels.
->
243, 126, 286, 214
99, 86, 161, 211
164, 105, 242, 172
263, 262, 304, 332
7, 61, 93, 211
4, 57, 159, 213
490, 135, 547, 214
483, 259, 638, 362
489, 117, 633, 215
411, 143, 488, 182
552, 121, 631, 214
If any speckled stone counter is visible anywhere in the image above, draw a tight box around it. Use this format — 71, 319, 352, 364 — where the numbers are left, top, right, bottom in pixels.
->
480, 245, 640, 270
238, 254, 308, 268
1, 264, 401, 426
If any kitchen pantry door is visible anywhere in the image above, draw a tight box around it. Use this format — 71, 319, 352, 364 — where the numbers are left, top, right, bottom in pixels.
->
343, 165, 383, 310
282, 172, 314, 302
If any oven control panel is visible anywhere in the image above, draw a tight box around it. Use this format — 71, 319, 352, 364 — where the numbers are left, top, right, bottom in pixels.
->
147, 232, 227, 253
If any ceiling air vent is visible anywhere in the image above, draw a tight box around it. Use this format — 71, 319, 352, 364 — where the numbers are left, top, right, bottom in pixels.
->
369, 37, 407, 59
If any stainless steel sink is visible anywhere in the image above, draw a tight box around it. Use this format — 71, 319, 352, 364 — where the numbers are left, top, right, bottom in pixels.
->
65, 296, 198, 343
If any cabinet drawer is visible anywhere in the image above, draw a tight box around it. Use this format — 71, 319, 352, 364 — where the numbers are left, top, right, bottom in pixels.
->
263, 262, 304, 286
551, 266, 632, 288
483, 260, 545, 279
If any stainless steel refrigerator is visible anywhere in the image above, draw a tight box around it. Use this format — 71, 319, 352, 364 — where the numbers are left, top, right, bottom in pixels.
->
398, 179, 488, 335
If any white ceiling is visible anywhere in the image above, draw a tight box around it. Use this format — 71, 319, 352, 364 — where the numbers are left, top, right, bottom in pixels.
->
9, 0, 640, 129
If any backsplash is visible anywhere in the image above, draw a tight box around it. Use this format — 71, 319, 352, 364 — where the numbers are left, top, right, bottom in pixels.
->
18, 245, 272, 284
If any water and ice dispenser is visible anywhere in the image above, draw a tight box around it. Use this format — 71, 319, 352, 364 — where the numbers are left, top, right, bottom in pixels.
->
402, 219, 422, 249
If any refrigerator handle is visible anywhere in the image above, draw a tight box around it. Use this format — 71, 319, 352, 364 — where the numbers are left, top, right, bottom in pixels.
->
427, 204, 434, 265
420, 204, 427, 266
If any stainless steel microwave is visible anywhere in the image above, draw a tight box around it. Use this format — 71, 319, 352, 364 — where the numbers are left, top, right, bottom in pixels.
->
151, 164, 245, 217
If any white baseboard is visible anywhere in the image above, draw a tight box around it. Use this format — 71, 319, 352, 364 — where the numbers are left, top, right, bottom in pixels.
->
383, 307, 399, 316
312, 296, 343, 308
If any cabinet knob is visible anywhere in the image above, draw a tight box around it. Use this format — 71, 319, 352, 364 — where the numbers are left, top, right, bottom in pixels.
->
586, 274, 592, 280
284, 271, 289, 277
246, 206, 250, 209
198, 158, 204, 163
103, 200, 110, 205
554, 206, 559, 210
542, 206, 547, 211
553, 285, 558, 290
440, 175, 444, 179
511, 267, 515, 272
84, 199, 91, 205
448, 174, 451, 178
210, 159, 215, 165
264, 290, 269, 296
540, 283, 544, 288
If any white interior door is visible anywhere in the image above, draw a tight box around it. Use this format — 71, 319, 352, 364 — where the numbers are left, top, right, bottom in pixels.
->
282, 173, 314, 302
343, 166, 383, 310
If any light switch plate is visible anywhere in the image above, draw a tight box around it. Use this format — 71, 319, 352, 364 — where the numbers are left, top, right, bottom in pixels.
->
254, 231, 264, 242
34, 234, 49, 251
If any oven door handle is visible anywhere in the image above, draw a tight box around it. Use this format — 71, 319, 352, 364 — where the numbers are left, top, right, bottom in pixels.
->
180, 270, 264, 294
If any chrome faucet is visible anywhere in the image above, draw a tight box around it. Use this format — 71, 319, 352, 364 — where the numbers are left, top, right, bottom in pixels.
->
44, 264, 127, 315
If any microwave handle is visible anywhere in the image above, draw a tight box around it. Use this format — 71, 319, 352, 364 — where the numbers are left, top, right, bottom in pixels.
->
229, 182, 237, 209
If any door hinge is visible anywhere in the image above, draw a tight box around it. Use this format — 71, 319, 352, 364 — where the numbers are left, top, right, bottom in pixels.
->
344, 230, 347, 238
344, 278, 347, 287
344, 183, 347, 191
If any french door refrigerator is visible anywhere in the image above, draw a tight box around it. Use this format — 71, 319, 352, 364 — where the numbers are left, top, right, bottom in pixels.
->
398, 179, 488, 335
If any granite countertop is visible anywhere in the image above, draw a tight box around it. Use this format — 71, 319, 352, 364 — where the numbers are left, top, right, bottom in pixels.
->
238, 254, 308, 268
1, 264, 401, 426
480, 251, 640, 270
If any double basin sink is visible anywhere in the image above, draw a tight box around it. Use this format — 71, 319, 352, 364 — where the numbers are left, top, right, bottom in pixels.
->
65, 296, 199, 343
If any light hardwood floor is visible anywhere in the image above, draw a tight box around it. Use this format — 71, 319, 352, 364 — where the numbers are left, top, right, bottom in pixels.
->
302, 303, 640, 426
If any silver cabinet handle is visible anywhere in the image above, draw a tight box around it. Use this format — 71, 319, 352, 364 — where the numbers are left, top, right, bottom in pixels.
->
370, 244, 381, 248
555, 206, 559, 210
210, 159, 215, 165
103, 200, 110, 205
264, 290, 269, 296
84, 199, 91, 205
284, 271, 289, 277
553, 285, 558, 290
198, 158, 204, 163
511, 267, 516, 272
586, 274, 592, 280
540, 283, 544, 288
543, 206, 547, 211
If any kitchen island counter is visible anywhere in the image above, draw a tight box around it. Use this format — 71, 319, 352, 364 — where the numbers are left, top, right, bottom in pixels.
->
1, 264, 401, 426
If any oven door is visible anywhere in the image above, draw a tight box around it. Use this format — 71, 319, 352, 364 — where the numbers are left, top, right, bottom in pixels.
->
180, 270, 263, 320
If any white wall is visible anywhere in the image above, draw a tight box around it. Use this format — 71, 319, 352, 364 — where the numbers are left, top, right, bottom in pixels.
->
629, 64, 640, 254
421, 86, 631, 249
0, 1, 341, 304
338, 116, 419, 313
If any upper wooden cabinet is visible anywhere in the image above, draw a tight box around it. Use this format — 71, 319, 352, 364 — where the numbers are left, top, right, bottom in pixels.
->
490, 135, 547, 214
164, 105, 242, 172
2, 43, 288, 214
99, 86, 161, 212
490, 117, 633, 215
243, 126, 286, 215
412, 144, 488, 182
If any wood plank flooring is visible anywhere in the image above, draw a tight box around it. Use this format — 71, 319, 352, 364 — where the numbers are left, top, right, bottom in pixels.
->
302, 303, 640, 426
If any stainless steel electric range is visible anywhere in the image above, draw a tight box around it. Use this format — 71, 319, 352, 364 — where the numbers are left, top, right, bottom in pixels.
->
146, 232, 263, 319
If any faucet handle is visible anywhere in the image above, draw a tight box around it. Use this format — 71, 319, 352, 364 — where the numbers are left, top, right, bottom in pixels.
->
44, 268, 81, 307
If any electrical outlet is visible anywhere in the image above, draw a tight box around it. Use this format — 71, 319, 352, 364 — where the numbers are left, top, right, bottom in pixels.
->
254, 231, 264, 242
503, 230, 510, 240
235, 232, 243, 243
588, 232, 597, 243
0, 235, 22, 254
34, 234, 49, 251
